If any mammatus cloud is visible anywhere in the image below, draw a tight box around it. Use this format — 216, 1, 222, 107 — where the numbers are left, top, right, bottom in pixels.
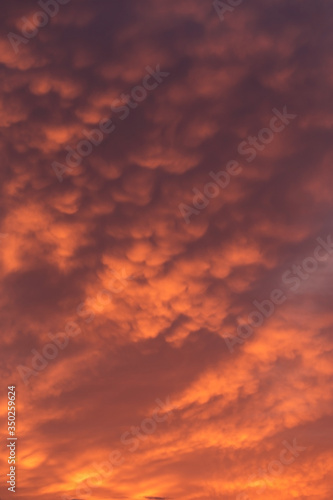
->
178, 106, 297, 224
7, 0, 73, 54
0, 0, 332, 499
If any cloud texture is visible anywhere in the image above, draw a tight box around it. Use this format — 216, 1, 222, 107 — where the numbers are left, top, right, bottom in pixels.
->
0, 0, 332, 499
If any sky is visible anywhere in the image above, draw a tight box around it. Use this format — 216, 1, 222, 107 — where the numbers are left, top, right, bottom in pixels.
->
0, 0, 333, 499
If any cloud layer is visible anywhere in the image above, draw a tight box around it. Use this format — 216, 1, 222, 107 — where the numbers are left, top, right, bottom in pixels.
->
0, 0, 332, 499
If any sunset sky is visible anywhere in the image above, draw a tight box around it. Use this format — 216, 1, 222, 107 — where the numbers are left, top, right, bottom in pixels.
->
1, 0, 333, 499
